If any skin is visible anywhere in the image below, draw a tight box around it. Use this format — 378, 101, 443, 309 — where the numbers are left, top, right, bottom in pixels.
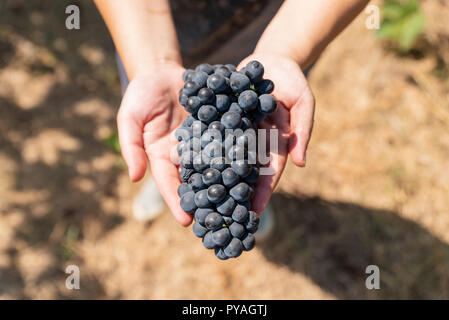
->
95, 0, 369, 226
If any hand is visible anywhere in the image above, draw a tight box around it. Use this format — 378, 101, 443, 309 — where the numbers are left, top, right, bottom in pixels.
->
117, 63, 193, 226
238, 52, 315, 214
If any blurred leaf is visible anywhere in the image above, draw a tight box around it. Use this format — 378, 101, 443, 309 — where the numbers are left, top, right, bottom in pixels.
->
103, 132, 121, 154
377, 0, 426, 51
58, 225, 80, 261
66, 225, 79, 242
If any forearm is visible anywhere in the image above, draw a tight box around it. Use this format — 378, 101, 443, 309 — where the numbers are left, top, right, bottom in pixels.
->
94, 0, 181, 79
255, 0, 370, 69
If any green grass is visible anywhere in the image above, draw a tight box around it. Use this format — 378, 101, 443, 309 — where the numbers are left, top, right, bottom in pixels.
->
58, 225, 80, 261
103, 132, 121, 154
377, 0, 426, 52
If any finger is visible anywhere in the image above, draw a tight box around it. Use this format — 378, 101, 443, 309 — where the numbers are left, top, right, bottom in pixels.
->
251, 120, 288, 215
288, 87, 315, 167
251, 151, 286, 214
117, 109, 147, 182
251, 173, 274, 215
149, 157, 193, 226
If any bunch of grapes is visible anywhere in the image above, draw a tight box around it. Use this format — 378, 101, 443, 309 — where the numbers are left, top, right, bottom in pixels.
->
175, 61, 277, 260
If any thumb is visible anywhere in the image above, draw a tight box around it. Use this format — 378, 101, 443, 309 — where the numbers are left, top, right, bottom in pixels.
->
117, 108, 147, 182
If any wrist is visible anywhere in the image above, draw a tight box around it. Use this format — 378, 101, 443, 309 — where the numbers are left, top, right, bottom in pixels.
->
254, 35, 315, 70
253, 48, 310, 71
129, 53, 183, 79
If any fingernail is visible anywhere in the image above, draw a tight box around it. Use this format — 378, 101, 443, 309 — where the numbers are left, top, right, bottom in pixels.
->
299, 153, 306, 167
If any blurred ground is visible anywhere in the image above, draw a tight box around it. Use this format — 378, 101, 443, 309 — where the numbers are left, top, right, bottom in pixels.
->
0, 0, 448, 299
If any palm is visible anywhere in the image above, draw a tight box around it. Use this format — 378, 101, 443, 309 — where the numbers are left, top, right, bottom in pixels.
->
117, 65, 193, 225
238, 53, 315, 213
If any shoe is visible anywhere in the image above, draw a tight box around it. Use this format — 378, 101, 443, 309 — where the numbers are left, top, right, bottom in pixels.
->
255, 201, 275, 242
132, 177, 166, 222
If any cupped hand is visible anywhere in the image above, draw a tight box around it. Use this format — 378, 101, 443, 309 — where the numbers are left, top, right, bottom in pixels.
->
117, 63, 193, 226
237, 52, 315, 214
117, 54, 315, 225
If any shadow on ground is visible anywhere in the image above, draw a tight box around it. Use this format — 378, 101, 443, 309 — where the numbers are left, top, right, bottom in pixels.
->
0, 0, 123, 298
0, 92, 123, 298
260, 192, 449, 299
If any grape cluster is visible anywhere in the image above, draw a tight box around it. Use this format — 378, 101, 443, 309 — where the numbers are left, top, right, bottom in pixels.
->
175, 61, 277, 260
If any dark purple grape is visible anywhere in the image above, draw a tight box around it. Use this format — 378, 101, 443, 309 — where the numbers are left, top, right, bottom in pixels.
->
192, 153, 210, 173
215, 94, 231, 113
215, 247, 229, 260
180, 191, 197, 214
178, 183, 191, 197
258, 94, 277, 114
196, 63, 214, 75
228, 144, 247, 161
241, 117, 252, 130
180, 167, 194, 182
194, 189, 212, 208
229, 102, 243, 115
185, 96, 202, 114
256, 79, 274, 94
175, 127, 193, 141
205, 212, 224, 230
207, 184, 226, 203
245, 60, 264, 82
188, 173, 206, 192
212, 228, 231, 246
192, 120, 207, 136
221, 111, 242, 129
230, 72, 250, 93
198, 105, 218, 124
242, 233, 255, 250
238, 90, 258, 111
224, 237, 243, 258
225, 64, 236, 72
201, 129, 223, 148
194, 208, 213, 225
193, 221, 208, 238
216, 195, 236, 216
245, 211, 260, 233
230, 182, 252, 203
183, 69, 195, 82
231, 160, 252, 178
202, 168, 222, 186
244, 166, 259, 184
208, 121, 225, 136
209, 156, 228, 172
215, 66, 232, 78
180, 150, 197, 169
232, 204, 248, 223
184, 81, 200, 96
223, 216, 233, 226
182, 115, 195, 127
207, 74, 228, 93
229, 222, 246, 239
222, 167, 240, 188
179, 88, 189, 106
202, 231, 216, 249
197, 87, 215, 104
